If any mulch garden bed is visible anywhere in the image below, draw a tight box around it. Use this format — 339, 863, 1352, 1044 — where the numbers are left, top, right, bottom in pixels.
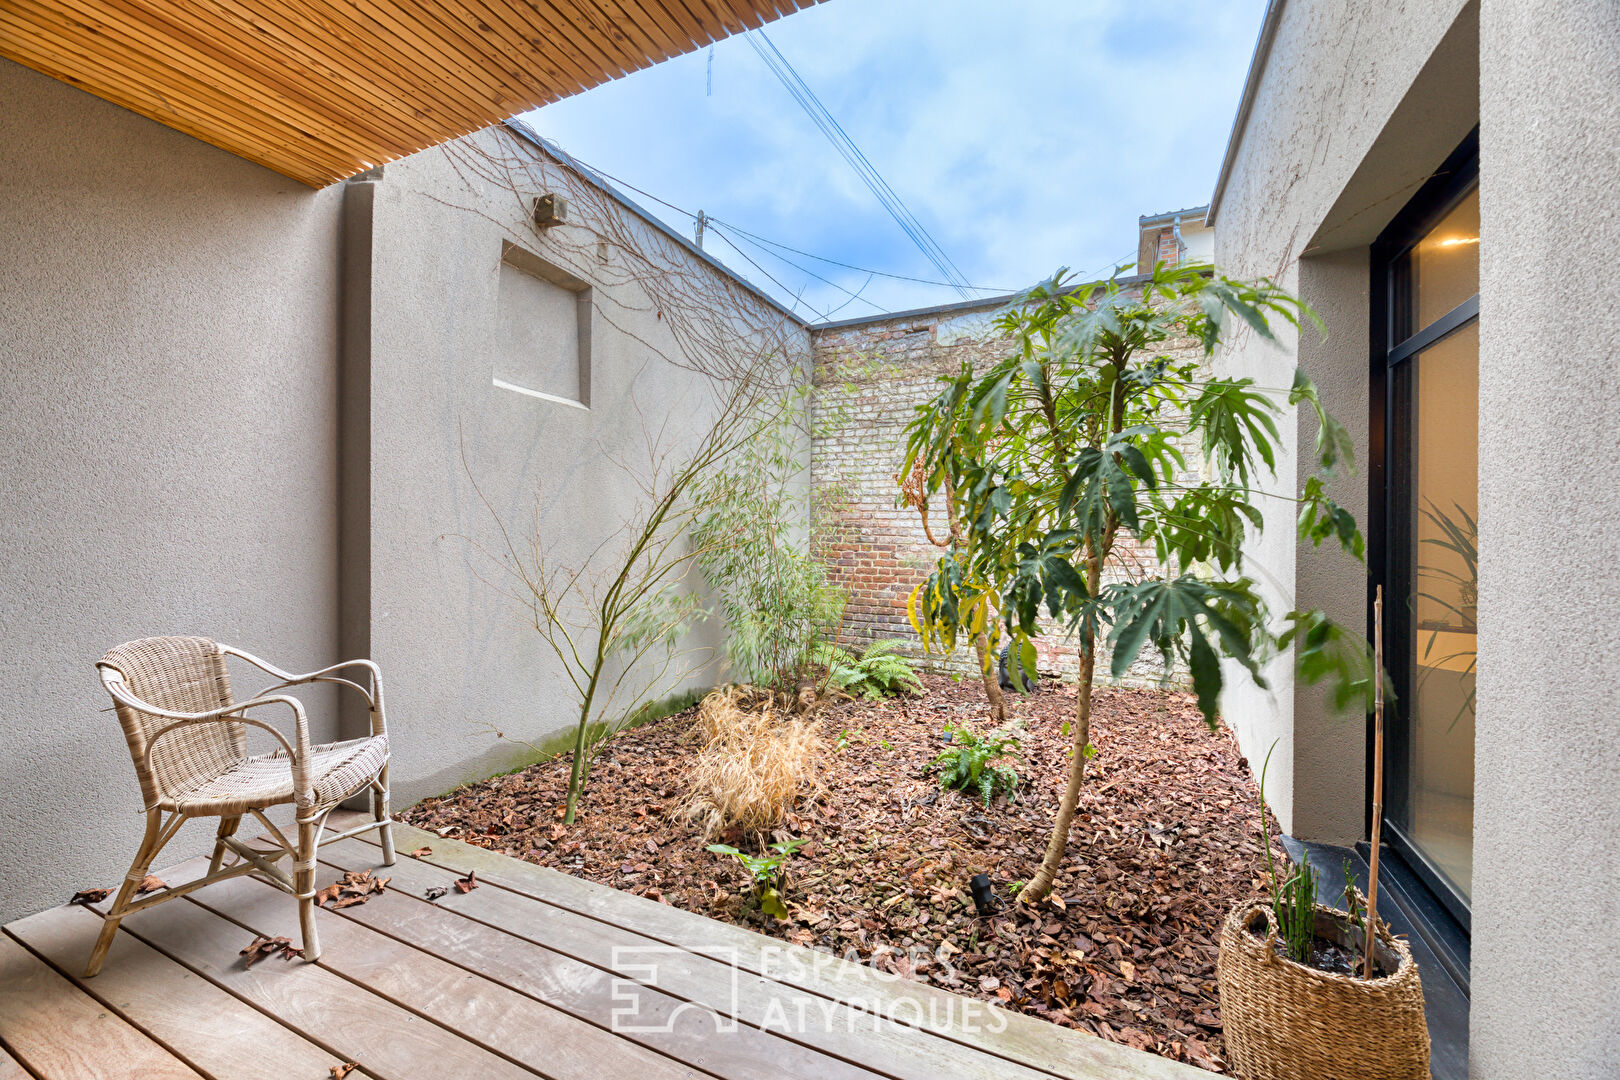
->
403, 674, 1281, 1073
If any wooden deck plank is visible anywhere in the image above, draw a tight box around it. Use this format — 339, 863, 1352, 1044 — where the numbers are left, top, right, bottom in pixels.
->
308, 849, 885, 1080
5, 903, 345, 1080
0, 1044, 31, 1080
370, 822, 1205, 1080
319, 839, 1058, 1080
102, 875, 539, 1080
0, 935, 202, 1080
186, 872, 708, 1080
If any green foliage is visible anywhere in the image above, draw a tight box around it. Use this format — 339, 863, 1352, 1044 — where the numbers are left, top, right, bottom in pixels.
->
814, 639, 924, 700
1417, 500, 1478, 730
1258, 742, 1317, 964
932, 721, 1023, 806
706, 838, 806, 919
900, 261, 1381, 728
694, 389, 845, 693
1273, 856, 1320, 964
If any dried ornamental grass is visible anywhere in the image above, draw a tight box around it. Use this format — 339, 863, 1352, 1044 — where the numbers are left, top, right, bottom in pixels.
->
683, 687, 821, 838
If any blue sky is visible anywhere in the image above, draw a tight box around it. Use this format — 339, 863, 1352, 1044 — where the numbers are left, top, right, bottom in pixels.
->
525, 1, 1266, 321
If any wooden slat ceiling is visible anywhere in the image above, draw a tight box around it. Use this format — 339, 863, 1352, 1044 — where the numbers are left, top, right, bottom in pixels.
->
1, 0, 821, 187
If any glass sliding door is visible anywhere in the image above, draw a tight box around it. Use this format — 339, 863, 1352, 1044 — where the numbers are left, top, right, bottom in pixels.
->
1374, 133, 1479, 924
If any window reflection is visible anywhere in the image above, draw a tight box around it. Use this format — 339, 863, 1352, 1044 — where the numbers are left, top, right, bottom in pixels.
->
1410, 188, 1480, 329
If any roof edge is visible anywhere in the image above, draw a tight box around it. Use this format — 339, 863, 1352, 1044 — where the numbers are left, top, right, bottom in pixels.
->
501, 120, 811, 328
1206, 0, 1288, 227
1139, 205, 1211, 227
810, 271, 1159, 333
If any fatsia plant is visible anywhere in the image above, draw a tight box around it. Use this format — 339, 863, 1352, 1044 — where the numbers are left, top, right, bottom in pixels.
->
901, 261, 1375, 902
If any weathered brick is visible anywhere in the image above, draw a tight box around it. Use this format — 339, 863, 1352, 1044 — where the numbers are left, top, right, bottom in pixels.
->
810, 294, 1202, 689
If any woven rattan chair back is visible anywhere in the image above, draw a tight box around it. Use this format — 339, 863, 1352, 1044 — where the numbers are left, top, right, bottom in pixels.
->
99, 636, 246, 810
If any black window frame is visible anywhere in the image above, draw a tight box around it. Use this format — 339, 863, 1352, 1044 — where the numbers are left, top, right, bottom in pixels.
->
1368, 126, 1480, 938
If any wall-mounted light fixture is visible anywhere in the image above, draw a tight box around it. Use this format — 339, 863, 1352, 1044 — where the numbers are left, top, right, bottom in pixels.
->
533, 193, 570, 229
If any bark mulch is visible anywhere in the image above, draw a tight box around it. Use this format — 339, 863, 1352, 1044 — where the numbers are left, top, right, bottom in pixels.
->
403, 674, 1282, 1073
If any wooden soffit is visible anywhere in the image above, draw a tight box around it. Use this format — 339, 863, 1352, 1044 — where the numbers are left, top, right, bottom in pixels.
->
2, 0, 819, 187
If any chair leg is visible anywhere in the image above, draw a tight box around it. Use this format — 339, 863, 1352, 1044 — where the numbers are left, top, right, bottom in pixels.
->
209, 815, 241, 875
295, 817, 321, 962
373, 766, 395, 866
85, 809, 163, 978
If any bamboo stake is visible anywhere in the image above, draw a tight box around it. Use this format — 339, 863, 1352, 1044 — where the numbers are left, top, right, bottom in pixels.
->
1363, 584, 1385, 980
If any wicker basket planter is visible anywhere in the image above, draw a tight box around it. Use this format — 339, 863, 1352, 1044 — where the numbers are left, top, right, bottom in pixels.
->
1217, 900, 1429, 1080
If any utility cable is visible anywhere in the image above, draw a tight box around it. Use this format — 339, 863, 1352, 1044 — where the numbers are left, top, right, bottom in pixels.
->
744, 29, 977, 299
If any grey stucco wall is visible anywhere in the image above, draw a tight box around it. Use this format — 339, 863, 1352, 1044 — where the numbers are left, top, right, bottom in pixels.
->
1210, 0, 1476, 840
1472, 0, 1620, 1075
350, 129, 809, 805
0, 59, 343, 923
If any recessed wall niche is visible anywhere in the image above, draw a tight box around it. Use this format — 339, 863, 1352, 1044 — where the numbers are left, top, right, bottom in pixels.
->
494, 240, 592, 409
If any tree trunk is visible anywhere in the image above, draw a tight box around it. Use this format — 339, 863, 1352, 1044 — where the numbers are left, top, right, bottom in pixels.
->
1022, 551, 1104, 904
1020, 644, 1094, 903
974, 632, 1007, 721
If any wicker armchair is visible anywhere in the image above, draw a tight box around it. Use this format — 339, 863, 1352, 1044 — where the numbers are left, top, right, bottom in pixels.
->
85, 636, 395, 977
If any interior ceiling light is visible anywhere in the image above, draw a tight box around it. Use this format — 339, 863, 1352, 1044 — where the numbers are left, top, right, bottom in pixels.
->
1439, 236, 1481, 246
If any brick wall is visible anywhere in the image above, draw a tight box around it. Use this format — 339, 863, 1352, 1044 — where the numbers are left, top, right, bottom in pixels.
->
809, 291, 1203, 688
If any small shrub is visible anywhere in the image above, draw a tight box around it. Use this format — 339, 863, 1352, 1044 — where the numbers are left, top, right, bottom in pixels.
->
816, 639, 923, 700
684, 687, 821, 838
932, 720, 1022, 806
706, 838, 806, 919
693, 393, 846, 696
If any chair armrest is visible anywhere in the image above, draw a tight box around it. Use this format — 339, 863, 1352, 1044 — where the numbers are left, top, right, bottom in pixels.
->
102, 674, 317, 803
222, 649, 388, 738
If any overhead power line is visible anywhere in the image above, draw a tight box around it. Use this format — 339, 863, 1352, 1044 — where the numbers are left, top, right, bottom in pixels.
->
541, 142, 1013, 301
744, 30, 978, 300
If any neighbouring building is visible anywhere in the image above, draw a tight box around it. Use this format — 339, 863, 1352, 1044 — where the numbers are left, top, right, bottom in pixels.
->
807, 236, 1211, 688
1137, 207, 1215, 274
1209, 2, 1618, 1078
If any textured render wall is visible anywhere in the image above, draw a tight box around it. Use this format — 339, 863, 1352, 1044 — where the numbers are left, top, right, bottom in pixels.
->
0, 59, 343, 923
809, 299, 1200, 688
354, 130, 808, 804
1210, 0, 1474, 837
1472, 1, 1620, 1074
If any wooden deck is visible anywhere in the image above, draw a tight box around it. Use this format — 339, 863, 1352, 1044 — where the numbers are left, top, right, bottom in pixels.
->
1, 815, 1202, 1080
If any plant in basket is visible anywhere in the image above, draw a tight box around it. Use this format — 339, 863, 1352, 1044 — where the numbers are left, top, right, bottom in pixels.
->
1218, 590, 1430, 1080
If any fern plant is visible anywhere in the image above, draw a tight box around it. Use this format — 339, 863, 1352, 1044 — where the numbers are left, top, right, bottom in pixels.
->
815, 639, 923, 700
932, 721, 1022, 806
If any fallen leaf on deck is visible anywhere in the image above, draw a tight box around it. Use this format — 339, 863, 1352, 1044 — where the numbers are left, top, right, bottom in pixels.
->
240, 935, 299, 967
424, 885, 448, 901
454, 870, 478, 894
70, 888, 112, 906
330, 1063, 360, 1079
316, 870, 389, 909
136, 876, 167, 894
409, 846, 433, 858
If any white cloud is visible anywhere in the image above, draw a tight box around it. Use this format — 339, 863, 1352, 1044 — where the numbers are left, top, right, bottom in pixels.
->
528, 0, 1268, 319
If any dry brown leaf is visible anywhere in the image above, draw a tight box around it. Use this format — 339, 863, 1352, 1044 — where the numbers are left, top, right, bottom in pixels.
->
424, 885, 448, 901
398, 675, 1277, 1071
314, 883, 343, 907
453, 870, 478, 894
409, 846, 433, 858
136, 875, 167, 894
330, 1063, 360, 1079
240, 935, 298, 967
70, 887, 113, 906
